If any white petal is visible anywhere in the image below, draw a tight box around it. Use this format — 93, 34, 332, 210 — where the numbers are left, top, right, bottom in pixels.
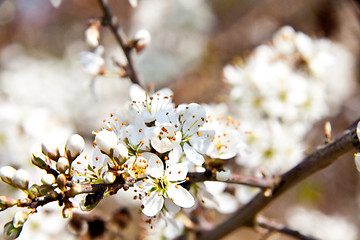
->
164, 198, 180, 214
168, 145, 182, 166
189, 130, 214, 154
357, 121, 360, 141
142, 192, 164, 217
167, 185, 194, 208
183, 143, 204, 165
143, 152, 164, 179
134, 179, 154, 192
166, 163, 188, 181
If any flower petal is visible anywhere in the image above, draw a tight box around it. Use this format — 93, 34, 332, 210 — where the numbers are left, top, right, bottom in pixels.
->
167, 185, 194, 208
143, 152, 164, 179
165, 163, 188, 182
142, 192, 164, 217
183, 143, 204, 165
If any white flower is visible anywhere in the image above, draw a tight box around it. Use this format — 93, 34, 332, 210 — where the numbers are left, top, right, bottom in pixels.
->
157, 103, 214, 165
135, 162, 194, 217
71, 148, 110, 183
80, 46, 105, 75
151, 123, 181, 153
129, 84, 174, 123
123, 152, 160, 179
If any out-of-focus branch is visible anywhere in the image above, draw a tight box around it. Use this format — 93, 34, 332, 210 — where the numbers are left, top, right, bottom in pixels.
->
97, 0, 148, 91
187, 172, 278, 190
257, 216, 318, 240
198, 120, 359, 240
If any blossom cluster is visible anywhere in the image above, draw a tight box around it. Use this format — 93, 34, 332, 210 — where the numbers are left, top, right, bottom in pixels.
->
224, 26, 355, 174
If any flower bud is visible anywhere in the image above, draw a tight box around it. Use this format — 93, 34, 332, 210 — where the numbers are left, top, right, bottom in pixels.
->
12, 169, 29, 190
31, 152, 51, 170
56, 157, 69, 173
41, 174, 56, 186
133, 29, 151, 53
65, 134, 85, 162
12, 211, 29, 228
28, 185, 40, 200
67, 183, 82, 198
95, 130, 118, 155
41, 142, 60, 160
0, 196, 18, 211
216, 169, 231, 181
0, 166, 17, 185
56, 174, 67, 190
85, 22, 100, 48
113, 143, 128, 165
62, 206, 73, 219
102, 171, 116, 184
3, 221, 22, 240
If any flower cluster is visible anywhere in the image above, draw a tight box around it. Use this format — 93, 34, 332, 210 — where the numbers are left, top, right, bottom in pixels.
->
224, 26, 355, 174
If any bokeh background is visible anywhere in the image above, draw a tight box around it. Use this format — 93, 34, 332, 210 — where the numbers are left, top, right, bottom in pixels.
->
0, 0, 360, 239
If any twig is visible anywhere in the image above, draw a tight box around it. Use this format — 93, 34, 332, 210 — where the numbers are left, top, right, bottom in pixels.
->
257, 216, 319, 240
198, 120, 360, 240
97, 0, 147, 91
187, 171, 278, 190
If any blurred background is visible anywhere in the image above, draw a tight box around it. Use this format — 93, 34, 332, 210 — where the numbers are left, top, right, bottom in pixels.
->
0, 0, 360, 239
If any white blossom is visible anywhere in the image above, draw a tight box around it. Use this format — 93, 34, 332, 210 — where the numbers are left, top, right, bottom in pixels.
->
135, 162, 194, 217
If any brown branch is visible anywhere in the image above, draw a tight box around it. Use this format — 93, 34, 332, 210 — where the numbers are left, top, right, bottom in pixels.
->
97, 0, 147, 91
187, 171, 278, 190
198, 122, 359, 240
257, 216, 319, 240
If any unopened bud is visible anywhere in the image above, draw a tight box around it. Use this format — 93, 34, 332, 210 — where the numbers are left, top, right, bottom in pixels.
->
113, 143, 128, 165
41, 174, 56, 186
133, 29, 151, 53
56, 157, 69, 173
65, 134, 85, 162
102, 171, 116, 184
12, 211, 29, 228
28, 185, 40, 200
56, 174, 67, 190
67, 183, 82, 197
12, 169, 29, 190
0, 196, 17, 211
31, 152, 51, 170
3, 221, 22, 240
95, 130, 118, 155
216, 169, 231, 181
0, 166, 17, 185
41, 142, 60, 160
85, 22, 100, 48
62, 206, 73, 219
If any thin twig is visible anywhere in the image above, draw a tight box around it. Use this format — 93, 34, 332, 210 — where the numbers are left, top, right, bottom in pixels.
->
187, 171, 278, 190
97, 0, 147, 91
198, 121, 359, 240
257, 216, 319, 240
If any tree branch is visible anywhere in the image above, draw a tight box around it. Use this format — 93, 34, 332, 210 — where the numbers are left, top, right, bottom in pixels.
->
187, 171, 278, 190
257, 216, 318, 240
198, 121, 359, 240
97, 0, 148, 91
